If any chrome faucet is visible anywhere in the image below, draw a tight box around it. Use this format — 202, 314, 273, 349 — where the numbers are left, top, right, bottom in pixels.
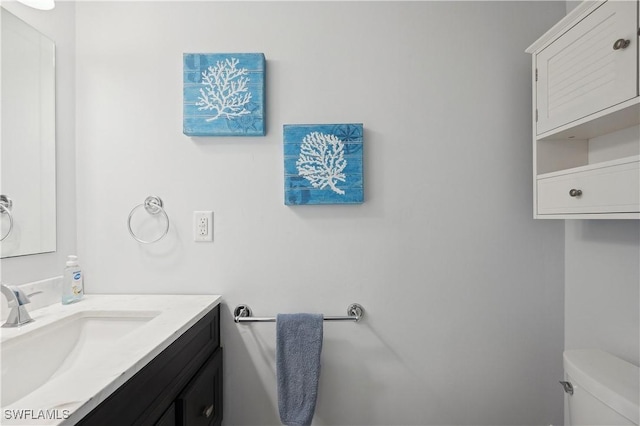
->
1, 284, 36, 327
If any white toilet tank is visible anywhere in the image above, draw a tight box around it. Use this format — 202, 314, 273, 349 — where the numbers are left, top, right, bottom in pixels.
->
563, 349, 639, 426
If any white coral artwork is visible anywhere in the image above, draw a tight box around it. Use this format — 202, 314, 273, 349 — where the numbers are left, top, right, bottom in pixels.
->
296, 132, 347, 195
196, 58, 252, 122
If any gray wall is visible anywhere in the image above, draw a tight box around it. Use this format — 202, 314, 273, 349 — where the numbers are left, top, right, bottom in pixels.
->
75, 2, 566, 425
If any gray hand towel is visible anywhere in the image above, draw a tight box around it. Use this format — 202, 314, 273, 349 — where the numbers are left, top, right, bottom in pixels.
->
276, 313, 324, 426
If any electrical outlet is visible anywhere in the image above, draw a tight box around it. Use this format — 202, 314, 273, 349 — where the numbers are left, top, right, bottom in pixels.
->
193, 211, 213, 242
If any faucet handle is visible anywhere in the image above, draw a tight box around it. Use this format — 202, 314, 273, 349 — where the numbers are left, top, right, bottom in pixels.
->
1, 285, 36, 307
0, 284, 37, 328
12, 286, 36, 305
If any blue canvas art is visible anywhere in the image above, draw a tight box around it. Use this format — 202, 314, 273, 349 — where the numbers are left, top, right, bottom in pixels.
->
284, 124, 364, 205
183, 53, 265, 136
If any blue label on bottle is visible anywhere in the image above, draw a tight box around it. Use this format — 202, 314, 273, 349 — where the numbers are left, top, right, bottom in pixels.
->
73, 272, 82, 280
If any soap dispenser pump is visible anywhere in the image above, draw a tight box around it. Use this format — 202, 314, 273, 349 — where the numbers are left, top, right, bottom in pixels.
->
62, 255, 84, 304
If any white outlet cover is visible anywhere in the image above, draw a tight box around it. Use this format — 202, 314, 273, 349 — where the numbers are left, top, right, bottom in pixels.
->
193, 211, 213, 242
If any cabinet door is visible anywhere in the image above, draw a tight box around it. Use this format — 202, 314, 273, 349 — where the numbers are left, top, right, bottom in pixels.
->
155, 403, 176, 426
176, 349, 223, 426
536, 0, 638, 135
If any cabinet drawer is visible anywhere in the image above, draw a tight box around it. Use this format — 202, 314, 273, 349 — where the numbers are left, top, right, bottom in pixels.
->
176, 348, 223, 426
536, 0, 638, 135
537, 159, 639, 215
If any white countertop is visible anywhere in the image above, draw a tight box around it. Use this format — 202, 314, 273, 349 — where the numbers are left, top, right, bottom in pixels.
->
0, 294, 222, 425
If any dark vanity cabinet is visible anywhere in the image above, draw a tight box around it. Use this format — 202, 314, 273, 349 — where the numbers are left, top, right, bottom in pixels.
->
77, 305, 222, 426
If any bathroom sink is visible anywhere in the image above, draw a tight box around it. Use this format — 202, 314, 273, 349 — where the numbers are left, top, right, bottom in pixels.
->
1, 310, 159, 407
0, 294, 220, 425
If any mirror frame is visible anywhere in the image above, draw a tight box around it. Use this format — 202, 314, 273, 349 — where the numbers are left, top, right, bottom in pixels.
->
1, 7, 56, 258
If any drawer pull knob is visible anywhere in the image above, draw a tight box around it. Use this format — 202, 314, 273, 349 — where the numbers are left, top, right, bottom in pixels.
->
613, 38, 630, 50
203, 404, 214, 419
569, 189, 582, 197
559, 380, 574, 395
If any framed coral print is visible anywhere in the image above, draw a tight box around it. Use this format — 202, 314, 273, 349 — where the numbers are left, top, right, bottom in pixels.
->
284, 123, 364, 205
183, 53, 265, 136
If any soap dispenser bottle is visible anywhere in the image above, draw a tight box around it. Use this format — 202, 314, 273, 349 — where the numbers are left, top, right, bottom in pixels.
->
62, 255, 84, 304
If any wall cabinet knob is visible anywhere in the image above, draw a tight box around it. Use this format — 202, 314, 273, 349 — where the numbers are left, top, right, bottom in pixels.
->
613, 38, 631, 50
569, 189, 582, 197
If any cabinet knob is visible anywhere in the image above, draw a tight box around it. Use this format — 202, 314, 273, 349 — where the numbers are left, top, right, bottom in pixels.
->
569, 189, 582, 197
202, 404, 214, 419
559, 381, 574, 395
613, 38, 631, 50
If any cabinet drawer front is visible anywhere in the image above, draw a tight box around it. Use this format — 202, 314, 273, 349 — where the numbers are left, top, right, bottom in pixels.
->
537, 161, 639, 215
536, 0, 638, 135
177, 348, 223, 426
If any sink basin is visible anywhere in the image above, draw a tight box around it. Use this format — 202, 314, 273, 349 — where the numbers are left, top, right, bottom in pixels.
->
1, 310, 159, 407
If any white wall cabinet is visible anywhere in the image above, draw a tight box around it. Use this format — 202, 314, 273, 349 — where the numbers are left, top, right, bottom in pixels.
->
527, 0, 640, 219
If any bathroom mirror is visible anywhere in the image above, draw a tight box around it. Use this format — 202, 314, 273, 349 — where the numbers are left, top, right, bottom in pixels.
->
1, 8, 56, 258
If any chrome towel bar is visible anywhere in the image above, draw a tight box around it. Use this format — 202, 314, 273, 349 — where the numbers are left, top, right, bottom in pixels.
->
233, 303, 364, 323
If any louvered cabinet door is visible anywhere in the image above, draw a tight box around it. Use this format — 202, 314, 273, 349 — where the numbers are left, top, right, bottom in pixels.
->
536, 0, 638, 136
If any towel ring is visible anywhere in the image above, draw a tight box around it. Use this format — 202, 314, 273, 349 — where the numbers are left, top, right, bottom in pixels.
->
127, 196, 169, 244
0, 195, 14, 242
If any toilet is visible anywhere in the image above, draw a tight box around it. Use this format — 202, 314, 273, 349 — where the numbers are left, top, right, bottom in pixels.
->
563, 349, 639, 426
